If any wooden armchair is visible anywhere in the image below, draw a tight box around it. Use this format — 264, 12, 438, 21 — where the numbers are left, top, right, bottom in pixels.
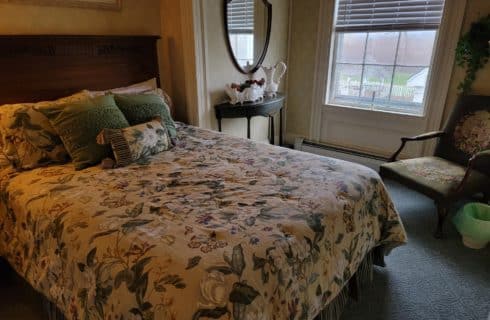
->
380, 95, 490, 238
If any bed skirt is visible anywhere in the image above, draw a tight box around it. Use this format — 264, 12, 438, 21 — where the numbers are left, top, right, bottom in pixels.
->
41, 246, 386, 320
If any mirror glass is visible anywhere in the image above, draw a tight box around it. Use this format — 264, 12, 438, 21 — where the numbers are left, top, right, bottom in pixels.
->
225, 0, 271, 74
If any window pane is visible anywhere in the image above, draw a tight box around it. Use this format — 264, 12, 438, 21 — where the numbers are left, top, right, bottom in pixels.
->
331, 64, 363, 100
336, 33, 366, 64
397, 31, 437, 66
361, 65, 393, 101
390, 66, 429, 108
365, 32, 398, 65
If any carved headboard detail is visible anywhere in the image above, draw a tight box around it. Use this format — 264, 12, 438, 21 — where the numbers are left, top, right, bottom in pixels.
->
0, 35, 160, 104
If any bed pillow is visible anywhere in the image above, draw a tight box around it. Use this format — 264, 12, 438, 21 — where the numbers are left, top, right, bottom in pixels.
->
113, 93, 177, 138
143, 88, 174, 113
88, 78, 157, 96
0, 91, 91, 170
40, 95, 130, 170
97, 118, 173, 167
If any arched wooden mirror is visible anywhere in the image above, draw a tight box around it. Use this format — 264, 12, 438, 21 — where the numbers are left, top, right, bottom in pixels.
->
224, 0, 272, 74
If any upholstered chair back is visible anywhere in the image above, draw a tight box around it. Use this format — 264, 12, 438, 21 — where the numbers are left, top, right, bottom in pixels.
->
434, 95, 490, 169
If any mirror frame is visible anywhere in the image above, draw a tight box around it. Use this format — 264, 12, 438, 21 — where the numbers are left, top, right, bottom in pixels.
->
223, 0, 272, 74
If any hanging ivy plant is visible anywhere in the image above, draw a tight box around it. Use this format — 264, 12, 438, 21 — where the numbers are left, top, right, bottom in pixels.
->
455, 14, 490, 94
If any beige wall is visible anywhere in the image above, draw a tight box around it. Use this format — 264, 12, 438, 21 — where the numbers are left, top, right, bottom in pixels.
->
201, 0, 290, 143
285, 0, 490, 142
159, 0, 188, 122
0, 0, 160, 35
442, 0, 490, 122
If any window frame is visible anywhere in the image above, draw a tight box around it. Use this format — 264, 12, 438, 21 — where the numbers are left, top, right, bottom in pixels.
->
328, 30, 437, 116
308, 0, 468, 156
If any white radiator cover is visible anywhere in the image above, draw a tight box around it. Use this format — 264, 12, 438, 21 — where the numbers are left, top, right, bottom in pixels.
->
294, 138, 386, 171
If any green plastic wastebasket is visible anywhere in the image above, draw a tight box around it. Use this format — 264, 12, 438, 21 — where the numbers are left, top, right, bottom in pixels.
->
453, 202, 490, 249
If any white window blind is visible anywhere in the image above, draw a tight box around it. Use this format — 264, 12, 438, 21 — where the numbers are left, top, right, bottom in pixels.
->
335, 0, 445, 32
228, 0, 254, 34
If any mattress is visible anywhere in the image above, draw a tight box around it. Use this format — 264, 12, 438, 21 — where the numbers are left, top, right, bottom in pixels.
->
0, 123, 407, 320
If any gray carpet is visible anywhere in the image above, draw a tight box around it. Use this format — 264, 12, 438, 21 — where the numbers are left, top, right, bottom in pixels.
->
342, 180, 490, 320
0, 180, 489, 320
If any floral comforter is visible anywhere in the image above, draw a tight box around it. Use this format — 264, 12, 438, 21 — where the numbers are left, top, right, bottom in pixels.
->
0, 124, 406, 320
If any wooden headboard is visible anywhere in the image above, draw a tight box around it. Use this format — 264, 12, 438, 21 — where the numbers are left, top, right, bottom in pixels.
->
0, 35, 160, 104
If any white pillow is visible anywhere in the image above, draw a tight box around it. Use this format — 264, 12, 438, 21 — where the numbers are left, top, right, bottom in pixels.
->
89, 78, 158, 97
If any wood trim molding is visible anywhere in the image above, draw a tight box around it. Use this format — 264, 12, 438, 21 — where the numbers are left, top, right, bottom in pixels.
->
182, 0, 209, 127
0, 0, 122, 10
309, 0, 335, 142
421, 0, 467, 156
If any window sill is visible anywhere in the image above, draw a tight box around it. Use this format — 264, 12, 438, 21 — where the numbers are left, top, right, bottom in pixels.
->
322, 102, 426, 118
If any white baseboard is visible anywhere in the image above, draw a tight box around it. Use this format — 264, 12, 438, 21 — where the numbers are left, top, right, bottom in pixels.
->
294, 138, 386, 171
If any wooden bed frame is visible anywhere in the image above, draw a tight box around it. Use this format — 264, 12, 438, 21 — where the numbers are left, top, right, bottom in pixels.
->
0, 35, 160, 105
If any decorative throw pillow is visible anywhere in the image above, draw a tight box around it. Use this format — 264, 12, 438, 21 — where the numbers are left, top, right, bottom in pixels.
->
142, 88, 174, 113
96, 119, 173, 167
0, 91, 91, 170
113, 94, 177, 138
40, 95, 130, 170
88, 78, 158, 97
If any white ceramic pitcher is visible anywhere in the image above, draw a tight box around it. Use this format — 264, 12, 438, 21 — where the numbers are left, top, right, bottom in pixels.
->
261, 61, 287, 98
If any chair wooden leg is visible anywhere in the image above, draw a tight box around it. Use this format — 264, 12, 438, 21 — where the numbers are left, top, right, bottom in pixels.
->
434, 202, 448, 239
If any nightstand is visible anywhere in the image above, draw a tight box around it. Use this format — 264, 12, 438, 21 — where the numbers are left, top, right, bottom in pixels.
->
214, 93, 285, 145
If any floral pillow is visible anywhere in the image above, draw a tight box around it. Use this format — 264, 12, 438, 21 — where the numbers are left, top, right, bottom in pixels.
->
96, 118, 173, 167
0, 91, 91, 170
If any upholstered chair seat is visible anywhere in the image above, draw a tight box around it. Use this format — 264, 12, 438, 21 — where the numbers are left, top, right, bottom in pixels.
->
381, 156, 490, 200
380, 95, 490, 238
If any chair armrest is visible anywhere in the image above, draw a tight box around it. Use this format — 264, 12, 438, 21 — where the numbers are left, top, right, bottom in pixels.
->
401, 131, 445, 142
388, 131, 445, 162
469, 149, 490, 176
453, 150, 490, 194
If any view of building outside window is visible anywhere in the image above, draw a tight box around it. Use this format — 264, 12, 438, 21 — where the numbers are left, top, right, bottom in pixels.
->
329, 30, 437, 115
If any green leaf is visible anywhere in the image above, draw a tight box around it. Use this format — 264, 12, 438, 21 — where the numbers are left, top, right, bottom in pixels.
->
140, 302, 153, 311
126, 203, 144, 218
122, 219, 152, 234
252, 254, 266, 270
89, 229, 118, 243
114, 269, 134, 289
308, 273, 319, 284
233, 302, 246, 320
192, 307, 229, 320
229, 244, 245, 276
206, 266, 234, 275
335, 233, 344, 244
86, 248, 97, 267
131, 257, 152, 279
316, 284, 322, 296
228, 282, 260, 305
186, 256, 202, 270
77, 263, 86, 272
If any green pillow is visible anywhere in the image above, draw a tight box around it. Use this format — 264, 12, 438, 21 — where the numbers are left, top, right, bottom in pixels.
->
40, 95, 130, 170
113, 94, 176, 138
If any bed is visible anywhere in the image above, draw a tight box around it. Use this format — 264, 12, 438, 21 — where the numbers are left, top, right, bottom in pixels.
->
0, 36, 407, 320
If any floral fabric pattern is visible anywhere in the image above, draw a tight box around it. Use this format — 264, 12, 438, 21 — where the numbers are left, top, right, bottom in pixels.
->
0, 91, 92, 170
0, 123, 406, 320
396, 157, 466, 186
97, 119, 173, 167
453, 110, 490, 155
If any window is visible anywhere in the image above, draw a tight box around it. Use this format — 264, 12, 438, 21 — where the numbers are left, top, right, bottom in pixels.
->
228, 0, 255, 67
328, 0, 445, 115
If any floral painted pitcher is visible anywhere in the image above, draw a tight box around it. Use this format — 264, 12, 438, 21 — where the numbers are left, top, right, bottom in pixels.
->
261, 61, 287, 98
